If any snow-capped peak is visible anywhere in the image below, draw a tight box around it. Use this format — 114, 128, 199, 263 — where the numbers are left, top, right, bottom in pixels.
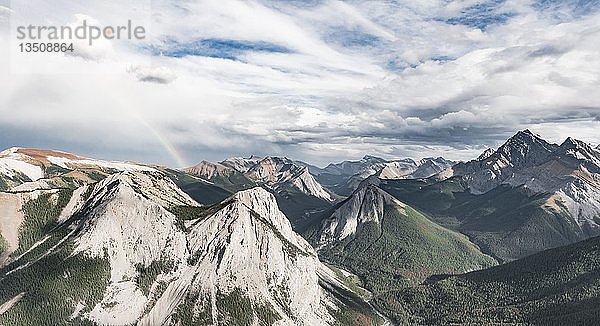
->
0, 147, 21, 155
0, 147, 157, 191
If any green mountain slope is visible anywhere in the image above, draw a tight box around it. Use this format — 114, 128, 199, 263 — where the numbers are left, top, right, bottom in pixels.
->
381, 178, 587, 262
308, 185, 496, 294
373, 234, 600, 325
161, 168, 234, 205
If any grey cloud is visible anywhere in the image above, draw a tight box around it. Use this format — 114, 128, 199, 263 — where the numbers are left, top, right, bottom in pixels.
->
528, 45, 569, 58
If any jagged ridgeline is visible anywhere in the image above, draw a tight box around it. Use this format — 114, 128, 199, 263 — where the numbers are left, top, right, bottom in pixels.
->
183, 156, 337, 234
0, 168, 383, 325
379, 130, 600, 262
1, 129, 600, 325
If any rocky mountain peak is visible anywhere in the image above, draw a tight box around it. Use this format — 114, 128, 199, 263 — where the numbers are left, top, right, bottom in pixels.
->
220, 156, 262, 173
318, 184, 403, 243
66, 172, 357, 325
477, 148, 495, 161
503, 129, 547, 148
229, 187, 297, 236
376, 157, 454, 180
378, 160, 418, 179
362, 155, 387, 163
445, 131, 560, 194
182, 160, 235, 179
244, 157, 332, 201
95, 171, 199, 208
245, 156, 299, 182
555, 137, 600, 173
492, 129, 558, 167
560, 137, 593, 151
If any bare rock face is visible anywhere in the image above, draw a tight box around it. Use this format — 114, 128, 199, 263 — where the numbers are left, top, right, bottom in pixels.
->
378, 157, 454, 180
319, 185, 403, 243
243, 157, 333, 201
220, 156, 262, 173
449, 130, 560, 194
438, 130, 600, 235
181, 187, 337, 325
322, 155, 389, 177
477, 148, 495, 161
182, 161, 236, 179
37, 171, 369, 325
377, 160, 418, 179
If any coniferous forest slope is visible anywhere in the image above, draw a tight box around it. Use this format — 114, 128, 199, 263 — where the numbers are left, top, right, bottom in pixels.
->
372, 234, 600, 325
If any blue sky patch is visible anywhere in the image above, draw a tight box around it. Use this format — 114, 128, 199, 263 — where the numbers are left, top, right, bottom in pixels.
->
445, 0, 516, 30
324, 27, 383, 48
534, 0, 600, 18
150, 38, 292, 60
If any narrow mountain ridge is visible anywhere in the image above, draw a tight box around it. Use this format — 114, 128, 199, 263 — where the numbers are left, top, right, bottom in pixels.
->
0, 147, 154, 192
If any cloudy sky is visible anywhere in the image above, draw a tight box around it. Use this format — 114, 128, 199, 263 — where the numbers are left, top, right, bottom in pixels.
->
0, 0, 599, 167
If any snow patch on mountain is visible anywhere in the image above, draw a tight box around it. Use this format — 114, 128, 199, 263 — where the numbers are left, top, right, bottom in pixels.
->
0, 149, 43, 181
47, 156, 155, 173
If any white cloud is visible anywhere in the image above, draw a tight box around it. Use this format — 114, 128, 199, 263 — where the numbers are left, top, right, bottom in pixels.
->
128, 65, 176, 84
0, 0, 599, 166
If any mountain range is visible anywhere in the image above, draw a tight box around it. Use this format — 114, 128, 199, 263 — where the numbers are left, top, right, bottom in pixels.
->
1, 130, 600, 325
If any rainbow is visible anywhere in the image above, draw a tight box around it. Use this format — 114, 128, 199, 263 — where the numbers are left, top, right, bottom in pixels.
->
125, 108, 188, 168
143, 120, 188, 168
